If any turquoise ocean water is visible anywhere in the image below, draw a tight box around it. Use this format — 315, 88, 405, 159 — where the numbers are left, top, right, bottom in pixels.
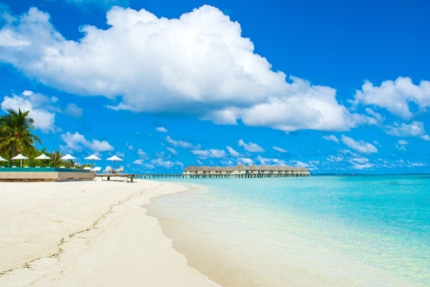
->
147, 175, 430, 287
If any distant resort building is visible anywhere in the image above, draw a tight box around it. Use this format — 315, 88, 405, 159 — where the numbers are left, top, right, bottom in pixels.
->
183, 164, 310, 178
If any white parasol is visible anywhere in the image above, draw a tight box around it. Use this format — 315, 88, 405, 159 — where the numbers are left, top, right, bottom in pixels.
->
61, 154, 77, 160
0, 156, 7, 162
107, 155, 123, 170
11, 153, 28, 167
61, 154, 77, 168
85, 154, 101, 167
35, 154, 51, 160
35, 154, 52, 167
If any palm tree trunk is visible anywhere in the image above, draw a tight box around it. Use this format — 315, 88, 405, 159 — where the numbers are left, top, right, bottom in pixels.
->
10, 143, 15, 167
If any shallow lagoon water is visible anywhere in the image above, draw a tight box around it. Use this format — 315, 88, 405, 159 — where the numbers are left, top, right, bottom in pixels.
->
147, 175, 430, 286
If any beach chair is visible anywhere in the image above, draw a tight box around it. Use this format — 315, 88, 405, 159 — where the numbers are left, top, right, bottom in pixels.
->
117, 166, 124, 173
83, 167, 91, 170
60, 166, 65, 168
104, 166, 112, 174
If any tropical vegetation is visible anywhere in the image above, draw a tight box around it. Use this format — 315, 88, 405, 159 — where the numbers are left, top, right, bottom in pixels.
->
0, 109, 90, 168
0, 109, 41, 158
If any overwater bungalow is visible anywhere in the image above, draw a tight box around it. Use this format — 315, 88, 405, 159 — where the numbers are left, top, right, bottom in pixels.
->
183, 164, 310, 178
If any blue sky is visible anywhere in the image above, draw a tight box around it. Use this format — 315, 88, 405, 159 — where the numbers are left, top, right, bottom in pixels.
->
0, 0, 429, 174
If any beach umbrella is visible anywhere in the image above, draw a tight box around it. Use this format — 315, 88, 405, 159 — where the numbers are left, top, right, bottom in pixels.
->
106, 155, 123, 170
85, 154, 101, 167
35, 154, 51, 160
61, 154, 77, 167
35, 154, 52, 167
0, 155, 7, 168
11, 153, 28, 167
61, 154, 77, 160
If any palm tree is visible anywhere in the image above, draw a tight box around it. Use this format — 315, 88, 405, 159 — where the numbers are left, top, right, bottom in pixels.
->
0, 109, 41, 159
49, 151, 64, 168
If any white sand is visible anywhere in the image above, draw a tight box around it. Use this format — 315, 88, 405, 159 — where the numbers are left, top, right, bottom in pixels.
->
0, 179, 219, 287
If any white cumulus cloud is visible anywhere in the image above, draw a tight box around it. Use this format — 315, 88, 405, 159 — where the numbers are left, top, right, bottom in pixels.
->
191, 149, 226, 159
341, 135, 377, 154
239, 158, 253, 165
273, 146, 287, 153
166, 136, 196, 149
354, 77, 430, 119
395, 139, 408, 151
322, 135, 338, 143
385, 121, 430, 140
155, 126, 168, 133
166, 147, 177, 155
289, 160, 319, 170
326, 155, 343, 162
257, 155, 286, 165
238, 139, 264, 152
350, 157, 374, 169
227, 146, 242, 157
0, 6, 363, 132
61, 131, 114, 152
151, 158, 176, 169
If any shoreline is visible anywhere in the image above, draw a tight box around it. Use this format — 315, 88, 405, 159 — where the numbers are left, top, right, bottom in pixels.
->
0, 179, 219, 287
146, 178, 428, 287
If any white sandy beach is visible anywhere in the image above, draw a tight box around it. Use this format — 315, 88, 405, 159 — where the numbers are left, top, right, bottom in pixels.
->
0, 179, 219, 287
